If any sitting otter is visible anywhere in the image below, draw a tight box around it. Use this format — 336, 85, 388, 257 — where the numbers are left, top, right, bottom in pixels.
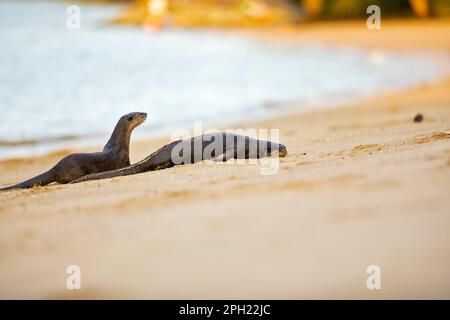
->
0, 112, 147, 191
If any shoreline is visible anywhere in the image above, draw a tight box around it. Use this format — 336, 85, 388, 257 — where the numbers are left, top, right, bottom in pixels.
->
1, 66, 448, 163
1, 73, 447, 164
1, 11, 449, 161
1, 19, 449, 162
1, 20, 449, 299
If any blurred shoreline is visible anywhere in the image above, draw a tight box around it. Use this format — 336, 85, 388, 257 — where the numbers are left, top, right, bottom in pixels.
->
111, 0, 450, 29
1, 12, 448, 161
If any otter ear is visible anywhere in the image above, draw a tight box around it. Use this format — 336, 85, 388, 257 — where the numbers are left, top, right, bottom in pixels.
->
127, 116, 133, 121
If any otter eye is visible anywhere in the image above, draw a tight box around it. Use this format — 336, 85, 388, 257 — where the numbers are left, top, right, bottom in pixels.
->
127, 116, 133, 121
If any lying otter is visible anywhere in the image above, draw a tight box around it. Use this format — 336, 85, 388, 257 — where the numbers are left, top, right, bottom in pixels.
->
71, 132, 288, 183
0, 112, 147, 191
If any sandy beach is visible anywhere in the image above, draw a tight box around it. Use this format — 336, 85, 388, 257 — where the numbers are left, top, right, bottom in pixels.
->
1, 20, 449, 299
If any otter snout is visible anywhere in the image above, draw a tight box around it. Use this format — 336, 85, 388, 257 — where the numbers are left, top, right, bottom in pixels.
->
278, 144, 288, 157
134, 112, 147, 127
122, 112, 147, 128
267, 143, 288, 157
137, 112, 147, 123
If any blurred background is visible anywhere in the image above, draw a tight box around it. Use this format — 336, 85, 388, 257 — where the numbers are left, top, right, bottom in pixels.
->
115, 0, 450, 27
0, 0, 449, 159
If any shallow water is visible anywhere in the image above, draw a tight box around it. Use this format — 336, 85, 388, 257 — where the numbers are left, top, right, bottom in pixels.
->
0, 1, 448, 159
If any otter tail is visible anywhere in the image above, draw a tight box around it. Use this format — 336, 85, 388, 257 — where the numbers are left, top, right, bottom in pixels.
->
70, 156, 153, 184
1, 170, 56, 191
71, 141, 181, 184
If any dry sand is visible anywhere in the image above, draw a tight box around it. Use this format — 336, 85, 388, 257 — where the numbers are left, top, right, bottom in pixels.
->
0, 20, 449, 299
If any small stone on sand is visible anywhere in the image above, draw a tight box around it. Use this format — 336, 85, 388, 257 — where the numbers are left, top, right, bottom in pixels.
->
414, 113, 424, 122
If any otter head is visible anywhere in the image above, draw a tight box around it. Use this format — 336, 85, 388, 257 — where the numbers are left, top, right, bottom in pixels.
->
267, 143, 288, 158
104, 112, 148, 154
278, 144, 288, 157
121, 112, 147, 130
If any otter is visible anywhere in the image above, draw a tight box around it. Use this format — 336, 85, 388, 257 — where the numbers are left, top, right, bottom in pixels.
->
0, 112, 147, 191
71, 132, 288, 183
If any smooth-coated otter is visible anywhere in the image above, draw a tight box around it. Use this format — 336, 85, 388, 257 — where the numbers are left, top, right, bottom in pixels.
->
0, 112, 147, 191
